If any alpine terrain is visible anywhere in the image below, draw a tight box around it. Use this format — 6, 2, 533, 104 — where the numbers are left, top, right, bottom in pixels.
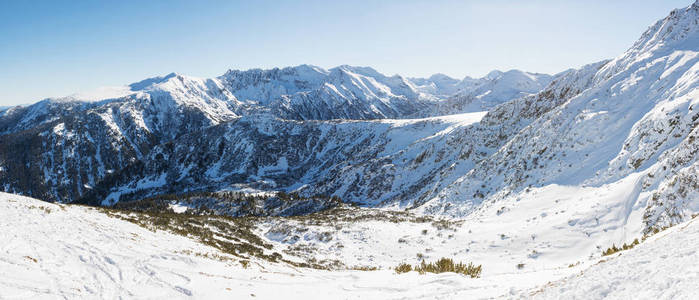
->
1, 1, 698, 299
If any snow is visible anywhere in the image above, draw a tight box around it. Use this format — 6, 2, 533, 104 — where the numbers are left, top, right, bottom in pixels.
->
529, 217, 699, 299
1, 192, 555, 299
68, 86, 134, 102
410, 69, 554, 115
3, 186, 699, 299
379, 111, 487, 127
169, 202, 190, 213
0, 192, 241, 299
51, 123, 65, 136
103, 173, 167, 205
257, 156, 289, 176
254, 171, 651, 281
0, 193, 570, 298
1, 2, 698, 298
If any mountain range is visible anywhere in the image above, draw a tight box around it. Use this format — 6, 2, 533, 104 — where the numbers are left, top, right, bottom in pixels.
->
2, 1, 699, 298
0, 65, 551, 204
0, 1, 697, 236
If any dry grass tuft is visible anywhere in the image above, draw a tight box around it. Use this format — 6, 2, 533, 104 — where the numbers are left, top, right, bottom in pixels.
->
395, 258, 481, 278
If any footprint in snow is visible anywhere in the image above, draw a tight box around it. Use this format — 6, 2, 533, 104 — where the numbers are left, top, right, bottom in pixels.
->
174, 286, 193, 296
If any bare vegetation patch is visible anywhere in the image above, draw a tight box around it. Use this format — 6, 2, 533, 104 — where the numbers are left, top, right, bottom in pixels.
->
602, 239, 640, 256
394, 258, 482, 278
28, 205, 53, 214
286, 206, 462, 230
96, 207, 296, 265
394, 263, 412, 274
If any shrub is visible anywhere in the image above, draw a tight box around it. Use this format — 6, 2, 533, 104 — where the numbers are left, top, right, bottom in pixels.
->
395, 258, 482, 278
602, 239, 640, 256
352, 266, 379, 271
602, 244, 621, 256
395, 263, 412, 274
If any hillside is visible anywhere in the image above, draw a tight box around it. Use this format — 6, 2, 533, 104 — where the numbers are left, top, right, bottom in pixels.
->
530, 216, 699, 299
425, 2, 699, 236
2, 190, 698, 299
0, 66, 549, 204
1, 1, 698, 299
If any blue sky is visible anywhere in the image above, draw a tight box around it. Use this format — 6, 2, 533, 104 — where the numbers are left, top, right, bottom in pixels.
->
0, 0, 693, 106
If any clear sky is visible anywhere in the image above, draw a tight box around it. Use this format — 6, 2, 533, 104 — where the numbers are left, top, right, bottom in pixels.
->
0, 0, 693, 106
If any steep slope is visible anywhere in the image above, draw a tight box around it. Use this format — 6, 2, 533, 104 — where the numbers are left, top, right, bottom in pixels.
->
0, 75, 238, 202
221, 65, 553, 120
74, 61, 598, 208
0, 65, 551, 203
530, 217, 699, 299
0, 99, 94, 135
79, 58, 594, 210
79, 112, 488, 206
425, 1, 699, 235
220, 65, 430, 120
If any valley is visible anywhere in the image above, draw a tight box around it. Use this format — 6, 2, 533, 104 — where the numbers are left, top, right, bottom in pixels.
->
1, 1, 698, 299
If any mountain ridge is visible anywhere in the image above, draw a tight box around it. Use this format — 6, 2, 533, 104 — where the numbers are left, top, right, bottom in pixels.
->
0, 3, 697, 237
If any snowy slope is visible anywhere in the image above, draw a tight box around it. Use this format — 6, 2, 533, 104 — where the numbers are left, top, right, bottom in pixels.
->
423, 2, 699, 236
0, 85, 234, 202
220, 65, 427, 120
411, 70, 554, 116
0, 192, 244, 299
530, 216, 699, 299
0, 192, 569, 299
80, 111, 488, 206
4, 187, 699, 299
1, 2, 698, 299
0, 64, 551, 203
0, 99, 93, 135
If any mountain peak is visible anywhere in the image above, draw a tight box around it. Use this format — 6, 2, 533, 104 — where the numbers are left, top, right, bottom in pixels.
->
331, 65, 383, 78
428, 73, 459, 82
631, 1, 699, 53
128, 72, 180, 90
485, 70, 504, 80
290, 64, 329, 75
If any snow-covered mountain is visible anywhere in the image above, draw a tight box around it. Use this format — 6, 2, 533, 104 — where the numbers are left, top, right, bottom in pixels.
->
0, 89, 234, 201
0, 0, 697, 240
78, 112, 488, 206
411, 70, 554, 116
2, 1, 699, 298
0, 64, 549, 203
422, 1, 699, 236
220, 65, 429, 120
83, 0, 699, 239
74, 62, 595, 210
